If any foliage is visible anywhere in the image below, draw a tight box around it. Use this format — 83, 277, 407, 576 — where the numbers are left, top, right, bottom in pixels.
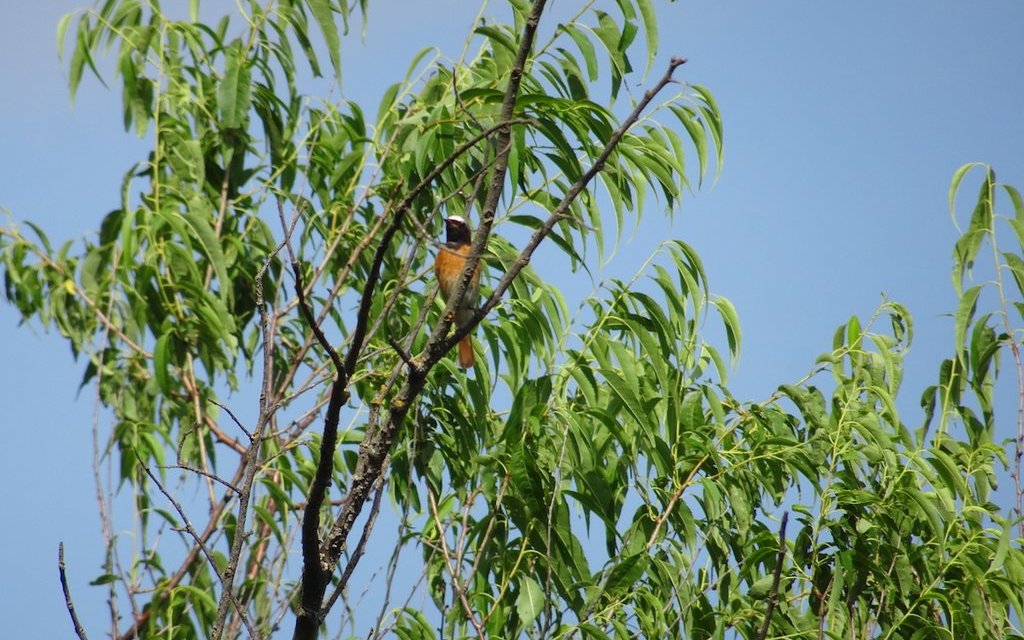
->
1, 1, 1022, 639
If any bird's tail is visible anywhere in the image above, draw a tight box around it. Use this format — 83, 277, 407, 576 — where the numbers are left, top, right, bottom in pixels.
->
455, 308, 475, 368
458, 336, 474, 368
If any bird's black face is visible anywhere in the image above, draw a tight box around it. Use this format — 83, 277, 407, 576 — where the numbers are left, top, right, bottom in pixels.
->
444, 217, 472, 245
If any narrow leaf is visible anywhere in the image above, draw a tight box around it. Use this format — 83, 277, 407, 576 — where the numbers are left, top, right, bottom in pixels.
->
307, 0, 341, 79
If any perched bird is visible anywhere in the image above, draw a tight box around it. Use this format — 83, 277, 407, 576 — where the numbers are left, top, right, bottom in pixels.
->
434, 215, 481, 368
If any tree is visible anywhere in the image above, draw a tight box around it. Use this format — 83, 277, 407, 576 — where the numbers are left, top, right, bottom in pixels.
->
2, 1, 1022, 639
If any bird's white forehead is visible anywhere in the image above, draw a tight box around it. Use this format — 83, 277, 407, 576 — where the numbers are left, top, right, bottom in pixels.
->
448, 215, 466, 224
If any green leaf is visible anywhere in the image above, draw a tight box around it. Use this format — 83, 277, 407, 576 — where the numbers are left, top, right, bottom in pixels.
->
562, 24, 598, 81
182, 203, 232, 308
952, 166, 995, 293
954, 284, 982, 352
176, 584, 218, 617
475, 25, 517, 55
968, 315, 998, 383
218, 40, 252, 128
89, 573, 118, 586
67, 22, 88, 104
988, 518, 1012, 574
590, 10, 628, 98
948, 162, 984, 221
675, 106, 709, 185
56, 11, 75, 62
154, 331, 171, 393
604, 553, 649, 596
23, 221, 53, 254
515, 575, 544, 628
711, 296, 741, 364
1005, 183, 1024, 223
900, 486, 944, 540
307, 0, 341, 79
927, 449, 968, 498
690, 85, 724, 176
1003, 252, 1024, 299
634, 0, 658, 75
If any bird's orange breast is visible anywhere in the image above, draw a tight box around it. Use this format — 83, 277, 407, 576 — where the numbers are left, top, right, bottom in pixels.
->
435, 243, 477, 301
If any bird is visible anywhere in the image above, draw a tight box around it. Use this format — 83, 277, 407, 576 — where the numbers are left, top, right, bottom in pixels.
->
434, 215, 481, 368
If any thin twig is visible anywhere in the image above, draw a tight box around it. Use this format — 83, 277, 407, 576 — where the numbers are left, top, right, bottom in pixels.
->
210, 235, 284, 640
427, 488, 486, 640
281, 204, 344, 374
115, 462, 246, 640
59, 543, 91, 640
87, 303, 119, 638
158, 464, 243, 496
755, 512, 789, 640
323, 473, 388, 614
469, 474, 511, 580
183, 352, 218, 509
247, 470, 279, 581
210, 399, 254, 441
369, 512, 411, 639
204, 415, 248, 454
387, 337, 417, 371
137, 455, 260, 639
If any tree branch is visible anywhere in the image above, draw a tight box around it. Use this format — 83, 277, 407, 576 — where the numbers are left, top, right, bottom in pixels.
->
291, 69, 539, 640
209, 399, 253, 441
447, 56, 690, 352
138, 455, 260, 639
322, 472, 387, 615
283, 217, 345, 375
755, 512, 789, 640
316, 4, 550, 601
59, 543, 90, 640
159, 464, 242, 496
210, 237, 284, 639
116, 461, 247, 640
427, 487, 486, 640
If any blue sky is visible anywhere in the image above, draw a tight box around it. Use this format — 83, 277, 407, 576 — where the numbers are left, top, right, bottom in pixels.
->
2, 1, 1024, 637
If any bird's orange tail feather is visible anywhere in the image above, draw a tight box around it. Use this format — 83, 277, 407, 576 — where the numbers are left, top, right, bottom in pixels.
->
458, 336, 474, 368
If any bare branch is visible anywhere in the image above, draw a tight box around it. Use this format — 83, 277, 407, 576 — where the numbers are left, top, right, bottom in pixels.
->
387, 337, 418, 372
204, 415, 248, 454
115, 461, 247, 640
59, 543, 90, 640
280, 202, 345, 374
137, 454, 260, 639
428, 488, 486, 640
158, 464, 243, 497
323, 473, 388, 615
210, 399, 254, 441
210, 238, 283, 639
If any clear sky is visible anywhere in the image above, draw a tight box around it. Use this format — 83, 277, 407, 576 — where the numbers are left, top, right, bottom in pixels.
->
2, 1, 1024, 637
